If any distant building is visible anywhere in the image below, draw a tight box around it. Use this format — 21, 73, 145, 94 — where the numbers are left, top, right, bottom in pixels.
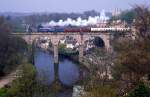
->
112, 8, 122, 17
110, 20, 128, 27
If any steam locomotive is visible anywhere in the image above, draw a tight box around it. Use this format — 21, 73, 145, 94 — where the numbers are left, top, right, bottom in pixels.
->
37, 25, 91, 32
37, 25, 130, 32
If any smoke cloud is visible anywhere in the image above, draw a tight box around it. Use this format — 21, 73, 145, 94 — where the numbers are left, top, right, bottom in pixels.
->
43, 10, 110, 27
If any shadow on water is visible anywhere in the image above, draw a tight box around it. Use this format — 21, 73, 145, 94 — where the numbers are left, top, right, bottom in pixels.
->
34, 49, 82, 97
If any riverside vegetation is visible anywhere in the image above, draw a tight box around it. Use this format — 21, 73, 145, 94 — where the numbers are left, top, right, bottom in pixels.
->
0, 5, 150, 97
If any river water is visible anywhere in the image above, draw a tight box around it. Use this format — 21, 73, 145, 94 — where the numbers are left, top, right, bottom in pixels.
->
34, 50, 81, 97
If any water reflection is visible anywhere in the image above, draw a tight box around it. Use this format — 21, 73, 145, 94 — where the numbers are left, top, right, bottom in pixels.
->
34, 50, 55, 84
59, 60, 79, 85
34, 50, 80, 86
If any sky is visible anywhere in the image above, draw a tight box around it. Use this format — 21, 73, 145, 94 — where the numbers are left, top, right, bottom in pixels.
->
0, 0, 149, 13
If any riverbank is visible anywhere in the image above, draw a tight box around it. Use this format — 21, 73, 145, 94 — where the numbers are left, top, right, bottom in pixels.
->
0, 67, 19, 88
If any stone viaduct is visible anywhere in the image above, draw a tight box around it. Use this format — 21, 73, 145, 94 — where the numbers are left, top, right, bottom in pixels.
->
12, 27, 131, 64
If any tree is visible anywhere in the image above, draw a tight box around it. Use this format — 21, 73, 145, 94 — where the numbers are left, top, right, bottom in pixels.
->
0, 88, 7, 97
58, 44, 66, 53
0, 16, 27, 76
82, 48, 116, 97
7, 63, 52, 97
110, 9, 136, 24
127, 83, 150, 97
112, 5, 150, 95
133, 5, 150, 39
120, 10, 136, 24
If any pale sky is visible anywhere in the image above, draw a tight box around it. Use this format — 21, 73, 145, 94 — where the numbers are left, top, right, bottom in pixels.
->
0, 0, 149, 13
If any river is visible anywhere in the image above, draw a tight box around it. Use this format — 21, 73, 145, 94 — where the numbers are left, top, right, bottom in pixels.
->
34, 49, 83, 97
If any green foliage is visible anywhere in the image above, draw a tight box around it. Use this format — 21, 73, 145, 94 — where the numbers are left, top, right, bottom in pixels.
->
0, 16, 27, 76
126, 83, 150, 97
7, 63, 52, 97
7, 63, 36, 97
58, 44, 66, 52
0, 88, 8, 97
58, 44, 78, 55
120, 10, 136, 24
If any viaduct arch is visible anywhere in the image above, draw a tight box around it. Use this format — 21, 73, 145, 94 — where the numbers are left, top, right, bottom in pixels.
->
12, 27, 131, 64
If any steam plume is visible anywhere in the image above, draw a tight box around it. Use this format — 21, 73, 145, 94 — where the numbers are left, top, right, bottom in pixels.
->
44, 10, 110, 27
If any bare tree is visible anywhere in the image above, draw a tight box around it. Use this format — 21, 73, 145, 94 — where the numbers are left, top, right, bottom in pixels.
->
133, 5, 150, 39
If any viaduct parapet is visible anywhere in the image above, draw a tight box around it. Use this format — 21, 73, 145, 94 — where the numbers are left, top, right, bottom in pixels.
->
12, 27, 131, 64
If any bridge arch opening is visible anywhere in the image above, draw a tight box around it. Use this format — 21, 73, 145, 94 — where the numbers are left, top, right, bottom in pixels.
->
93, 37, 105, 48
